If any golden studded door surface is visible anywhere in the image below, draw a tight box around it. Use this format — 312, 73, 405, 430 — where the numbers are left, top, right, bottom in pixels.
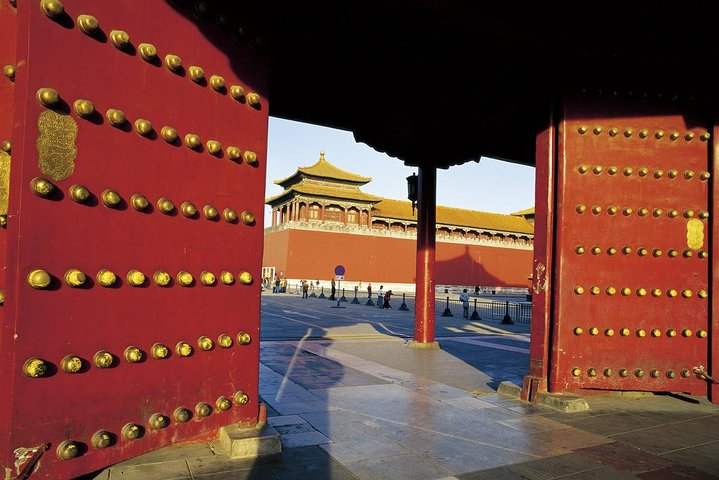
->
548, 93, 712, 398
0, 1, 268, 478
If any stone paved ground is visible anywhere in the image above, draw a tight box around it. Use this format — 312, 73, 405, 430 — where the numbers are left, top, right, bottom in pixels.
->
89, 293, 719, 479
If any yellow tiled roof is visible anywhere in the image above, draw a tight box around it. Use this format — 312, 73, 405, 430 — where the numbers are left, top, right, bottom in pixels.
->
274, 152, 372, 186
511, 207, 535, 216
373, 199, 534, 234
266, 183, 384, 204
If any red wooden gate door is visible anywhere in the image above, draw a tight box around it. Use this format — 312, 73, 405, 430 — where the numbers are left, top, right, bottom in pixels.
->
0, 1, 268, 478
542, 92, 714, 400
0, 0, 17, 360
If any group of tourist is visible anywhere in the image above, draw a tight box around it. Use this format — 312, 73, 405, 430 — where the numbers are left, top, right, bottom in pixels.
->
264, 274, 288, 294
270, 277, 396, 308
373, 284, 392, 309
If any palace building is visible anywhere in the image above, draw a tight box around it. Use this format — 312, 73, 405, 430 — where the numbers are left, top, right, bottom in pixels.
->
263, 152, 534, 288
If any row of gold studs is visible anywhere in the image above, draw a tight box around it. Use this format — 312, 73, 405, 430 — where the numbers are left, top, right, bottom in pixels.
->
574, 286, 708, 298
53, 391, 250, 460
571, 367, 695, 379
577, 165, 710, 180
572, 326, 707, 338
29, 177, 255, 224
35, 88, 259, 165
22, 333, 252, 378
577, 125, 711, 141
39, 0, 261, 109
575, 245, 707, 258
575, 204, 709, 219
26, 268, 253, 290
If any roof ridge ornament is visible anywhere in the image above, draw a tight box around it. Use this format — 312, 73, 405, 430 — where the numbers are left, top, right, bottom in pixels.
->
319, 150, 325, 161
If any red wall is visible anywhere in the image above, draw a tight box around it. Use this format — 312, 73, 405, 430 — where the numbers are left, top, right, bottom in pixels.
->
263, 229, 533, 286
262, 227, 291, 276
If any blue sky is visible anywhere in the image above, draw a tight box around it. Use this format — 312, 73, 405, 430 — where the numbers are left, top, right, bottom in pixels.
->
265, 117, 536, 227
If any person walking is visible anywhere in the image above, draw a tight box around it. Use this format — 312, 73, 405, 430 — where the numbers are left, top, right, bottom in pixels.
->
382, 290, 392, 309
330, 278, 336, 300
459, 288, 470, 318
367, 282, 372, 298
302, 280, 309, 299
377, 285, 384, 307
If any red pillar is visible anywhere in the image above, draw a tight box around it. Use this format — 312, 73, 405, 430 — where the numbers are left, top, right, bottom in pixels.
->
409, 165, 440, 349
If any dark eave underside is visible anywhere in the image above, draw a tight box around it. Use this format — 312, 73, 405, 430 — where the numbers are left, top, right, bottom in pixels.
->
178, 0, 716, 168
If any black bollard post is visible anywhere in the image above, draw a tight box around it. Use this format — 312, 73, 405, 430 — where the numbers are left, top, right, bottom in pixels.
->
331, 286, 345, 309
502, 300, 514, 324
351, 287, 360, 304
470, 298, 480, 320
340, 287, 348, 303
398, 293, 409, 311
318, 286, 326, 299
442, 296, 453, 317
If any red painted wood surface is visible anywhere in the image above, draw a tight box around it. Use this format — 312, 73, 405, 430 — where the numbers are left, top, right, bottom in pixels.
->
522, 109, 556, 400
0, 2, 268, 478
0, 1, 17, 474
549, 93, 711, 397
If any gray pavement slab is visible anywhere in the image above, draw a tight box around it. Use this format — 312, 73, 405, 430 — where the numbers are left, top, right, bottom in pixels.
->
87, 293, 719, 479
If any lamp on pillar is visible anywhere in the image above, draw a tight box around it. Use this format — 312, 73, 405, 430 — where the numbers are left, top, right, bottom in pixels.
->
406, 172, 418, 215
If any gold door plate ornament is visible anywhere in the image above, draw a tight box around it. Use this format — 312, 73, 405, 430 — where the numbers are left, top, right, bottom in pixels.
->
37, 110, 78, 181
686, 218, 704, 250
0, 150, 10, 215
